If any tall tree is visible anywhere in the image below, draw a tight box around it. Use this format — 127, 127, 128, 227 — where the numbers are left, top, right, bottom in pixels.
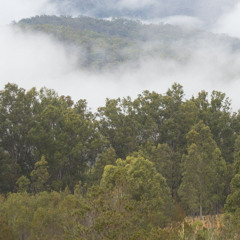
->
193, 90, 234, 163
0, 84, 39, 182
179, 121, 226, 218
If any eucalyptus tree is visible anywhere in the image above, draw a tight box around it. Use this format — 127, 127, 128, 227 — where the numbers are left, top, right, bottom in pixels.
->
179, 121, 227, 218
0, 83, 39, 192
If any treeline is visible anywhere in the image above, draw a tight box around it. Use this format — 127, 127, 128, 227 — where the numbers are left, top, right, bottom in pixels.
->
16, 15, 240, 70
1, 83, 240, 239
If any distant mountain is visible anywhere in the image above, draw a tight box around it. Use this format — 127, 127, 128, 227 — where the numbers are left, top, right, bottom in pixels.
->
17, 15, 240, 70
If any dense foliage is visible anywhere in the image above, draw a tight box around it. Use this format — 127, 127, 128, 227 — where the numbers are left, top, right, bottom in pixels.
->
1, 83, 240, 238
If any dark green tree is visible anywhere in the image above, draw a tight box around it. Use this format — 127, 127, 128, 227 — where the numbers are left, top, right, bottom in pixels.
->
0, 84, 39, 186
179, 121, 227, 218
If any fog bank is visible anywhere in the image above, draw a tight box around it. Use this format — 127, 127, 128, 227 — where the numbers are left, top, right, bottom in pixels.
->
0, 0, 57, 24
1, 25, 240, 112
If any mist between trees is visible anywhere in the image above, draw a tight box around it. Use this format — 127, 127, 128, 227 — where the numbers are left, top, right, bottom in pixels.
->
0, 83, 240, 239
2, 15, 240, 113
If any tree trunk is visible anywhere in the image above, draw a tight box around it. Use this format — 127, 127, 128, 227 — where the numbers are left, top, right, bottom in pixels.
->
200, 176, 203, 220
200, 204, 203, 220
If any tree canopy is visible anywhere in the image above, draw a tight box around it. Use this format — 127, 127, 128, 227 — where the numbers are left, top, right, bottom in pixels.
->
0, 82, 240, 239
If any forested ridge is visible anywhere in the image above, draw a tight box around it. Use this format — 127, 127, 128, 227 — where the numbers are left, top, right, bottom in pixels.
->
1, 83, 240, 239
16, 15, 240, 70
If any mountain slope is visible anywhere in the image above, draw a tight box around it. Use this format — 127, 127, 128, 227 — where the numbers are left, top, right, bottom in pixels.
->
17, 15, 240, 70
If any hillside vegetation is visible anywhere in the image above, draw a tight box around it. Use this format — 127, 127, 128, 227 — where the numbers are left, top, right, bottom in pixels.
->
16, 15, 240, 70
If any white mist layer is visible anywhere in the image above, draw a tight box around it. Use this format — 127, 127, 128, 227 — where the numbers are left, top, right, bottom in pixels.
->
0, 26, 78, 93
0, 0, 57, 24
1, 25, 240, 112
160, 16, 204, 29
213, 2, 240, 38
118, 0, 157, 10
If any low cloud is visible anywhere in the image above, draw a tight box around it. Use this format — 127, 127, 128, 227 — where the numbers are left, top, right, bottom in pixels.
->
0, 0, 57, 24
213, 2, 240, 38
117, 0, 157, 10
160, 15, 204, 29
0, 25, 78, 92
2, 1, 240, 112
1, 24, 240, 112
50, 0, 240, 30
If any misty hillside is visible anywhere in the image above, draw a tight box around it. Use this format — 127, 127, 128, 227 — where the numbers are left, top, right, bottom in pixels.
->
17, 15, 240, 70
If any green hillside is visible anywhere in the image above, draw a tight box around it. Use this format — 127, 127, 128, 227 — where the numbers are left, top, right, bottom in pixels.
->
16, 15, 240, 70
